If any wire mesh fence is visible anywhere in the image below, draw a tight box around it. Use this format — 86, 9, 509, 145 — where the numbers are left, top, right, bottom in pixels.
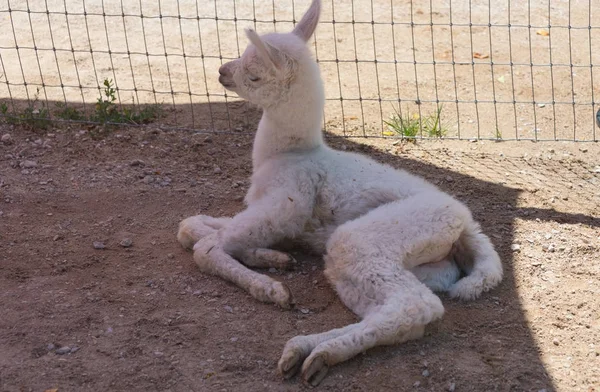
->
0, 0, 598, 141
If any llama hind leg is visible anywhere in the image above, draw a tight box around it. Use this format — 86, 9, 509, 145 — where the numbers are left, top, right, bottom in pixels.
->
278, 196, 467, 385
177, 214, 296, 270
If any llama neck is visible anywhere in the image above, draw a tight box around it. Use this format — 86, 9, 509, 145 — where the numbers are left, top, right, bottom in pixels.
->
252, 65, 325, 170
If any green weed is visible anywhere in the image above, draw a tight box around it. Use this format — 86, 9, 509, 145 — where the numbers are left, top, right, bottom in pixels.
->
384, 104, 448, 140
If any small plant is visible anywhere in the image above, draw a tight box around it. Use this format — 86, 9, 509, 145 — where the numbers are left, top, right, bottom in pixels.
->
495, 127, 503, 140
384, 104, 448, 140
91, 78, 161, 125
1, 88, 51, 130
55, 102, 85, 121
92, 78, 119, 124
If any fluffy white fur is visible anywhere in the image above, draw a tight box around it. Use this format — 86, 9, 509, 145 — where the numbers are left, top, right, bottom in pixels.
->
177, 0, 503, 385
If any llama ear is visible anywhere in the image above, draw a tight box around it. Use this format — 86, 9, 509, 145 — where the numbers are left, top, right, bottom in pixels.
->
292, 0, 321, 42
245, 28, 283, 72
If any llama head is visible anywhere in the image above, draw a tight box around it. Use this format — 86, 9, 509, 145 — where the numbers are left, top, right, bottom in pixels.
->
218, 0, 321, 109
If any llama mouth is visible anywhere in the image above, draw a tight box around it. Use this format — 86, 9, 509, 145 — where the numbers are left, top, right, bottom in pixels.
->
219, 76, 236, 89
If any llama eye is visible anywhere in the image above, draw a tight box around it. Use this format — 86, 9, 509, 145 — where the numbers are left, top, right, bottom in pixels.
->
248, 75, 260, 82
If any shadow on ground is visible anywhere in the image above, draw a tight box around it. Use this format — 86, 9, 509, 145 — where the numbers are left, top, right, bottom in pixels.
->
1, 99, 598, 391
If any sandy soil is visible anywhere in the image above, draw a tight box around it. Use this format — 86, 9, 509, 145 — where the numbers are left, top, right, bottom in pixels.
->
1, 0, 599, 140
0, 112, 599, 391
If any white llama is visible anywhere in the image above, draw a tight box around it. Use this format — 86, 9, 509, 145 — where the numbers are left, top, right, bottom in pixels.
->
177, 0, 503, 385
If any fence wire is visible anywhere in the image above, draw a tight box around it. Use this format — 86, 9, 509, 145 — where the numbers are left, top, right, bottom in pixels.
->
0, 0, 599, 141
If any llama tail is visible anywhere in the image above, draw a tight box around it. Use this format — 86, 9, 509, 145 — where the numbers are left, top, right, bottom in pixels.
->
447, 221, 503, 300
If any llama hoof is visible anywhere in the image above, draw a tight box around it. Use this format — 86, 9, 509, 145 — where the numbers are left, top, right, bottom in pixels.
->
277, 252, 297, 270
252, 249, 297, 270
269, 281, 295, 309
278, 347, 303, 379
302, 352, 329, 386
177, 222, 198, 250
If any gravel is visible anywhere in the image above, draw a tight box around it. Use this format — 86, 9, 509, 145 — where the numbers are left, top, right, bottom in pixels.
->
1, 133, 12, 144
55, 346, 72, 355
119, 238, 133, 248
20, 160, 37, 169
93, 241, 106, 250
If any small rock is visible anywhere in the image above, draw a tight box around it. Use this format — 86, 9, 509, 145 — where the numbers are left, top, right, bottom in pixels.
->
268, 267, 277, 273
538, 103, 546, 108
224, 305, 233, 313
70, 346, 80, 353
510, 243, 521, 252
176, 188, 187, 193
548, 148, 555, 153
300, 308, 310, 314
445, 176, 454, 182
447, 382, 456, 392
53, 235, 62, 241
167, 253, 174, 259
413, 381, 421, 387
130, 159, 145, 167
230, 337, 238, 342
1, 133, 12, 144
93, 241, 106, 250
142, 175, 153, 184
213, 165, 222, 174
119, 238, 133, 248
55, 346, 71, 355
547, 244, 556, 253
579, 147, 588, 153
553, 338, 560, 346
20, 160, 37, 169
422, 369, 430, 377
47, 343, 56, 351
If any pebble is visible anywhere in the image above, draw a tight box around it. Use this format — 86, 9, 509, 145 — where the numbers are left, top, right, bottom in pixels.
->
119, 238, 133, 248
93, 241, 106, 250
70, 346, 80, 353
53, 235, 62, 241
300, 308, 310, 314
447, 382, 456, 392
167, 253, 174, 259
230, 337, 238, 342
422, 369, 430, 377
510, 243, 521, 252
213, 166, 222, 174
130, 159, 145, 167
1, 133, 12, 144
47, 343, 56, 351
224, 305, 233, 313
55, 346, 72, 355
445, 176, 454, 182
413, 381, 421, 387
20, 160, 37, 169
553, 338, 560, 346
268, 267, 277, 273
142, 175, 153, 184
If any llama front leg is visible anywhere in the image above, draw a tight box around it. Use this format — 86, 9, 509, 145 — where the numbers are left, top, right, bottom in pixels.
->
178, 214, 296, 270
192, 188, 313, 307
193, 234, 294, 308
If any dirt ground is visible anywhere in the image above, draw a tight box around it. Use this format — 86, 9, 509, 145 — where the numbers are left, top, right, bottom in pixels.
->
1, 118, 599, 391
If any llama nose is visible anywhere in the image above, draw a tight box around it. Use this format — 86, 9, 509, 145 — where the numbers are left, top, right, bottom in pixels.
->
218, 64, 230, 77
